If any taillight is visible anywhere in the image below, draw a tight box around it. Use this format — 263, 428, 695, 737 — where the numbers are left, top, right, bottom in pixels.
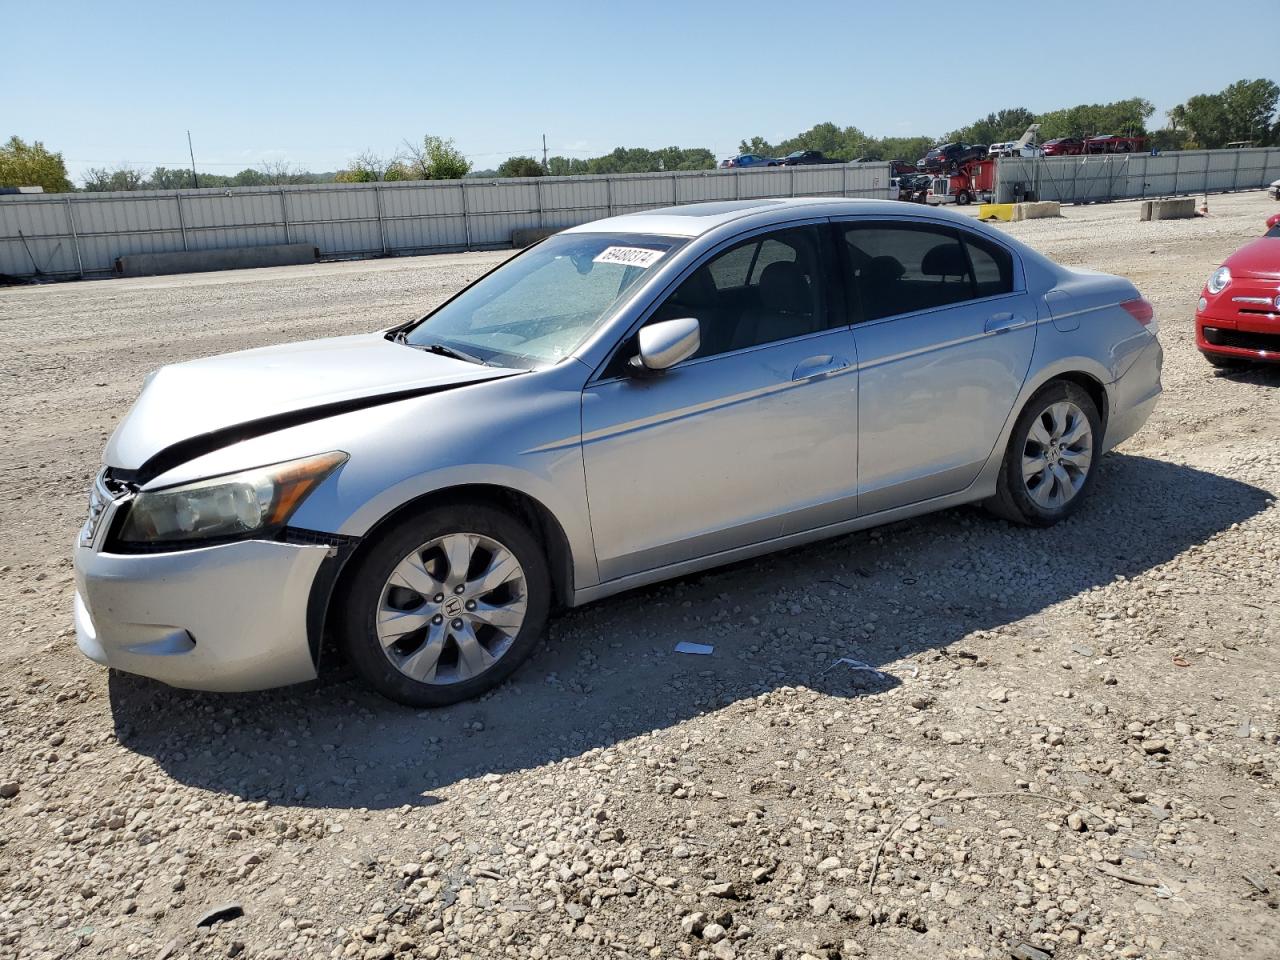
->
1121, 297, 1156, 328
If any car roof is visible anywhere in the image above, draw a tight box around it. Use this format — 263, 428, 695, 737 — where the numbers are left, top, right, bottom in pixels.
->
561, 197, 987, 239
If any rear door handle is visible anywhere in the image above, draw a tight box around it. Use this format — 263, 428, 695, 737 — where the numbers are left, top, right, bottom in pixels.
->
984, 312, 1031, 334
792, 355, 851, 382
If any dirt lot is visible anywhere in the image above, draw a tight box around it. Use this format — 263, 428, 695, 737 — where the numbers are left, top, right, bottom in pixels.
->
1, 192, 1278, 960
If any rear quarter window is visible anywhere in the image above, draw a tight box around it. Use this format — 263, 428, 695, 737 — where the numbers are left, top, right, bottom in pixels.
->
963, 233, 1015, 298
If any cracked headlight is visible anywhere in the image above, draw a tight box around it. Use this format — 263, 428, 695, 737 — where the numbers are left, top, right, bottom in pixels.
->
117, 452, 347, 545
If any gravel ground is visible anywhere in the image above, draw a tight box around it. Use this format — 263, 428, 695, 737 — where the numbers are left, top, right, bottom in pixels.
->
1, 192, 1279, 960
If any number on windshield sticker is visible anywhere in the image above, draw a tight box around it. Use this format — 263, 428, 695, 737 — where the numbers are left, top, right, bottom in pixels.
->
592, 246, 665, 268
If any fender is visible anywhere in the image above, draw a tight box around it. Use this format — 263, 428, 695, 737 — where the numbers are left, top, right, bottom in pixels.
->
332, 461, 599, 591
140, 364, 601, 592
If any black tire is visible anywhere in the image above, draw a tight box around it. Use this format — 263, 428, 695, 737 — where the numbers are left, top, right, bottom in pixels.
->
1202, 351, 1249, 369
956, 190, 973, 206
986, 380, 1103, 527
339, 504, 551, 707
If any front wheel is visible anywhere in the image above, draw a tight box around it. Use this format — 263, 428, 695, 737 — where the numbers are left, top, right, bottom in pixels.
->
987, 381, 1102, 527
339, 504, 551, 707
956, 190, 973, 206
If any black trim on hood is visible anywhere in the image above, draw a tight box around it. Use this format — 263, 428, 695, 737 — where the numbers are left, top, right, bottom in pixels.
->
123, 376, 513, 486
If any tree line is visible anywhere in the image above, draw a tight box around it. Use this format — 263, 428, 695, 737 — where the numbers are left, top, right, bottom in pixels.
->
740, 81, 1278, 164
3, 78, 1276, 194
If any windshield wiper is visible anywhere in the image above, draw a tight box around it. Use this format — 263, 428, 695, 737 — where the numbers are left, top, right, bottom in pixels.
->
405, 340, 488, 366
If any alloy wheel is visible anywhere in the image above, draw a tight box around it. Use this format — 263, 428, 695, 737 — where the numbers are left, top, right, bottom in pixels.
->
375, 532, 527, 685
1021, 400, 1093, 509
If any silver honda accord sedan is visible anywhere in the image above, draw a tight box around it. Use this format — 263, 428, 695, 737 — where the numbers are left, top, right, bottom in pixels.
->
74, 198, 1163, 706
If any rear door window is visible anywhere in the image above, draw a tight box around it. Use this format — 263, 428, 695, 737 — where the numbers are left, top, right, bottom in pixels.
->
840, 222, 974, 321
839, 222, 1016, 322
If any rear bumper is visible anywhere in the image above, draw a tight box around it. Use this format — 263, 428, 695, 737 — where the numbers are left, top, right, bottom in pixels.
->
1104, 336, 1163, 452
74, 538, 331, 692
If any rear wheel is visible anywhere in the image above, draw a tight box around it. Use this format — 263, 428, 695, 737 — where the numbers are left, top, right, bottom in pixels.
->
340, 505, 550, 707
987, 381, 1102, 526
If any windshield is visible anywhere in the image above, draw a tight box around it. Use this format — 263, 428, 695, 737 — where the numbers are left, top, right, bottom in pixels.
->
402, 232, 685, 368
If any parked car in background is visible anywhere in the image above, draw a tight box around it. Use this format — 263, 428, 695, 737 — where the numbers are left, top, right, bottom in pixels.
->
989, 142, 1045, 159
1196, 213, 1280, 368
1085, 135, 1146, 154
720, 154, 779, 169
888, 159, 917, 176
1269, 178, 1280, 200
779, 150, 843, 166
73, 197, 1161, 706
917, 143, 986, 172
1042, 138, 1085, 157
895, 172, 931, 202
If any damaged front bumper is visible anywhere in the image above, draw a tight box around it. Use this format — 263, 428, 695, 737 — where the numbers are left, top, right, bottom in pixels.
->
73, 479, 335, 692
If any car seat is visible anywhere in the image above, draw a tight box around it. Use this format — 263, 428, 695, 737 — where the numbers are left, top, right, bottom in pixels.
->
730, 260, 819, 350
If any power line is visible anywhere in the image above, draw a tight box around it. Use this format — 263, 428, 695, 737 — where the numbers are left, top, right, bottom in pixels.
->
65, 146, 600, 168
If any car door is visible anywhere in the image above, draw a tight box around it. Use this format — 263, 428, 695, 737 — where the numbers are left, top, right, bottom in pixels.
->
581, 223, 859, 582
836, 218, 1038, 514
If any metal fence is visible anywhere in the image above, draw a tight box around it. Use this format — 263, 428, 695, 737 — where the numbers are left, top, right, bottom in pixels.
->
0, 163, 895, 280
995, 148, 1280, 204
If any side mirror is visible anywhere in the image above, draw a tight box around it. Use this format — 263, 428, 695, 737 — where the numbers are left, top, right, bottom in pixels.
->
630, 317, 700, 373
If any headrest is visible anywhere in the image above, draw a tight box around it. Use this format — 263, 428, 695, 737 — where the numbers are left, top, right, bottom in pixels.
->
757, 260, 811, 314
921, 242, 969, 278
863, 256, 905, 286
673, 265, 719, 307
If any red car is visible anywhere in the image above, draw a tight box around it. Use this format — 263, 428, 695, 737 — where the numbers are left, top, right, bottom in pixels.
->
1042, 137, 1085, 157
1195, 213, 1280, 367
1085, 135, 1147, 154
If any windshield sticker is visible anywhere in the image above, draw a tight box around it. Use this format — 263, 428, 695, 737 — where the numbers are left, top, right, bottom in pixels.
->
592, 246, 665, 268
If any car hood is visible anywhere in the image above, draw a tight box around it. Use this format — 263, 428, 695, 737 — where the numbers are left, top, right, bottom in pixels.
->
105, 333, 520, 477
1224, 236, 1280, 280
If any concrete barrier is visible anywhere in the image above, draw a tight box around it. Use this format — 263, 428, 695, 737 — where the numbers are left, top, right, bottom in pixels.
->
1139, 198, 1197, 221
511, 227, 560, 248
114, 243, 318, 277
982, 202, 1060, 222
1011, 201, 1060, 221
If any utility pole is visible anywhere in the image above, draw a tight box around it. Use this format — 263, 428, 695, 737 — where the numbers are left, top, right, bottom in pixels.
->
187, 130, 199, 189
542, 134, 548, 172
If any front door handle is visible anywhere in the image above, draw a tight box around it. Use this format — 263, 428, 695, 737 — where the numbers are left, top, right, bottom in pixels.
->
792, 355, 851, 381
984, 312, 1031, 334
